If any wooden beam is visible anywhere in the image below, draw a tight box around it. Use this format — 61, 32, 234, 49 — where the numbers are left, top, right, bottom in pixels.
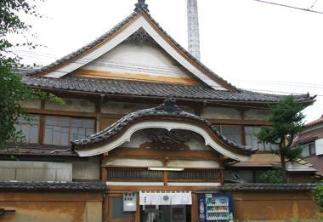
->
209, 118, 271, 126
27, 108, 97, 118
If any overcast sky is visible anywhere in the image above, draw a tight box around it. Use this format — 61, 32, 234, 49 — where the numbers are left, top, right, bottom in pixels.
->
16, 0, 323, 122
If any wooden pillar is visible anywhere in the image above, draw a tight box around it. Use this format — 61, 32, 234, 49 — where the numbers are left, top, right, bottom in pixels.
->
191, 193, 198, 222
219, 157, 225, 185
241, 125, 246, 146
102, 194, 109, 222
135, 192, 141, 222
38, 100, 45, 144
101, 167, 108, 181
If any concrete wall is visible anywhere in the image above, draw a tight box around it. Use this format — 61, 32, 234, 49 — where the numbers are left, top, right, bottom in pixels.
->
0, 192, 103, 222
232, 191, 318, 221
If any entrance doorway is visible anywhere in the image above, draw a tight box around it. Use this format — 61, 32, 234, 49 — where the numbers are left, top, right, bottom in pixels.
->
141, 205, 191, 222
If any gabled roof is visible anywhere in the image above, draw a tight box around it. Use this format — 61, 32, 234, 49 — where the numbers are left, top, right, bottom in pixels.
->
72, 99, 257, 160
28, 11, 236, 91
24, 7, 316, 106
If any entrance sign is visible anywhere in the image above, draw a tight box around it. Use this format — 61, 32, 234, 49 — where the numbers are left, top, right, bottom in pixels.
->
139, 191, 192, 206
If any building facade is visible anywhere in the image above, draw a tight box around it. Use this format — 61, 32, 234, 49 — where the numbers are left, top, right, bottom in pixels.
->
0, 1, 319, 222
294, 115, 323, 176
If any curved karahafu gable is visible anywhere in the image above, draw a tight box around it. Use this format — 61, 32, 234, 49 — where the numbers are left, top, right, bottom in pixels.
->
72, 99, 257, 161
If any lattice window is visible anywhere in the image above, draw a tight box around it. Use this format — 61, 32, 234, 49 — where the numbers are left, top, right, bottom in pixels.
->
168, 169, 220, 182
107, 168, 220, 182
108, 168, 163, 181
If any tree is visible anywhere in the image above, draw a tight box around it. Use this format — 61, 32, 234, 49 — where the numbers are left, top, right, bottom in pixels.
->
257, 96, 305, 182
0, 0, 61, 148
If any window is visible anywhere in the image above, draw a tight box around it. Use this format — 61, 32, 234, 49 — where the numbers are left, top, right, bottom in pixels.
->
168, 169, 220, 182
15, 115, 39, 144
108, 168, 163, 181
301, 142, 316, 157
44, 116, 95, 146
215, 125, 242, 145
309, 142, 316, 155
245, 126, 278, 151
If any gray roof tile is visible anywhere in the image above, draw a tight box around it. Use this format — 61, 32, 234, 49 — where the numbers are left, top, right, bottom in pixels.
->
0, 181, 106, 192
23, 76, 314, 104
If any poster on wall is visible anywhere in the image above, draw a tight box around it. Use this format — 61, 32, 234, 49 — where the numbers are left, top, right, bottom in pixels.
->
199, 193, 234, 222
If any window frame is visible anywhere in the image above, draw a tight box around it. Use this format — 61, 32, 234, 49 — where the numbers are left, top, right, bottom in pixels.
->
15, 113, 96, 147
43, 115, 96, 146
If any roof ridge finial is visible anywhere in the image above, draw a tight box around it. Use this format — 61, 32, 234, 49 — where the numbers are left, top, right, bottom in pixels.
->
156, 97, 182, 113
135, 0, 149, 12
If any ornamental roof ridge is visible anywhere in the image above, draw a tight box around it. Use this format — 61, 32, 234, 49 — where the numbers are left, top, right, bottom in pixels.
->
135, 0, 149, 12
72, 98, 257, 158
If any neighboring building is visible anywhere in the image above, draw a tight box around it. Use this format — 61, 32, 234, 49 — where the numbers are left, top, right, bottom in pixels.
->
294, 115, 323, 176
0, 1, 319, 222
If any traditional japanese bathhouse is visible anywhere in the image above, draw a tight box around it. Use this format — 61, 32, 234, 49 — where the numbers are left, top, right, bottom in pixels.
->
2, 1, 317, 222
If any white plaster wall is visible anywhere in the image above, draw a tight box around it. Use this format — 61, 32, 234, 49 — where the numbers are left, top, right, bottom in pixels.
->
0, 161, 72, 181
82, 42, 191, 78
168, 160, 220, 169
101, 101, 152, 114
45, 98, 95, 113
201, 107, 241, 119
19, 100, 41, 109
72, 158, 100, 181
244, 109, 270, 121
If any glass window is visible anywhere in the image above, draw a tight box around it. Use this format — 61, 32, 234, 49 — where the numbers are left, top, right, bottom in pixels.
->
216, 125, 242, 145
15, 115, 39, 144
301, 145, 310, 157
245, 126, 278, 151
44, 116, 95, 146
309, 142, 316, 155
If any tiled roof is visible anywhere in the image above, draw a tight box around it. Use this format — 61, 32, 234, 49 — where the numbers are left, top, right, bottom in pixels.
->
0, 181, 106, 192
72, 98, 257, 156
23, 76, 314, 104
220, 183, 315, 191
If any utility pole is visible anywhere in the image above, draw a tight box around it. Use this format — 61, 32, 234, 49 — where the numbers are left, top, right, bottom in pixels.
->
187, 0, 201, 60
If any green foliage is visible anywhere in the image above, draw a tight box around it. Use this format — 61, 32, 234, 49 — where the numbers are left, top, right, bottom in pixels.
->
257, 96, 305, 148
0, 0, 62, 148
257, 96, 305, 178
313, 184, 323, 210
0, 64, 28, 148
258, 169, 284, 184
0, 0, 41, 53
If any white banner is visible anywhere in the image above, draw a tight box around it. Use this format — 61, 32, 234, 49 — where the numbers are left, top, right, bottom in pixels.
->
139, 191, 192, 206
